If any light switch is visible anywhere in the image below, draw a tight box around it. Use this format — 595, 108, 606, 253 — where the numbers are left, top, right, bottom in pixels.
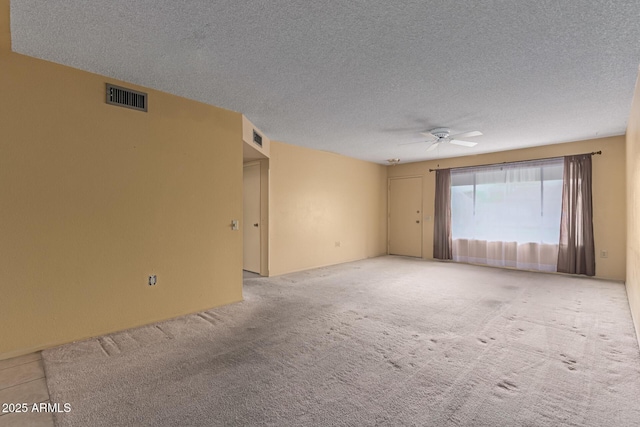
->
231, 220, 239, 230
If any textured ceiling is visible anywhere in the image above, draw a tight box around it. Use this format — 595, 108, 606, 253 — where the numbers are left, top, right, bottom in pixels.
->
10, 1, 640, 164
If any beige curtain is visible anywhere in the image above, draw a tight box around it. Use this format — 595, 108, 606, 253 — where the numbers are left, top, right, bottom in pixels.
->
557, 154, 595, 276
433, 169, 452, 260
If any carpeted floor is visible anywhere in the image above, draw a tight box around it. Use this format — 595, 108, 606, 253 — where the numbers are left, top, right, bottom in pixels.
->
43, 256, 640, 426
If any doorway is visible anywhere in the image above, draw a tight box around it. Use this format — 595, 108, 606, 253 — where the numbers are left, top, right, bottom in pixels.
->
388, 176, 423, 257
243, 163, 261, 273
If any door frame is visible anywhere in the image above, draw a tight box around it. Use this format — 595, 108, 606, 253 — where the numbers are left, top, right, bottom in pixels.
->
243, 160, 270, 276
387, 175, 424, 257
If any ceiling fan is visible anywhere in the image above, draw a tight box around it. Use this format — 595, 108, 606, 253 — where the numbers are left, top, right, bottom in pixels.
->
410, 128, 482, 152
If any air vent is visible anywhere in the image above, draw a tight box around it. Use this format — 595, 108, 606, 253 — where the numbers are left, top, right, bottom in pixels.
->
106, 83, 147, 112
253, 130, 263, 147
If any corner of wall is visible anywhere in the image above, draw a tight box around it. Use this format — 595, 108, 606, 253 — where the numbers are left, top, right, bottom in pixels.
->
269, 141, 388, 275
626, 68, 640, 350
0, 0, 11, 53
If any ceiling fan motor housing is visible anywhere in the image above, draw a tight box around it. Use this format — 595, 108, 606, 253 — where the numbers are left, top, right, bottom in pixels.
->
431, 128, 450, 139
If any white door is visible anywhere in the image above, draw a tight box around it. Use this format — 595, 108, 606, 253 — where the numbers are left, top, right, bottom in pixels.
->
388, 177, 423, 257
243, 163, 261, 273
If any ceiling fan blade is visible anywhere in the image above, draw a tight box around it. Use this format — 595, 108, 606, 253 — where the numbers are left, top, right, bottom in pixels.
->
420, 132, 436, 138
426, 142, 441, 152
449, 130, 482, 139
449, 139, 478, 147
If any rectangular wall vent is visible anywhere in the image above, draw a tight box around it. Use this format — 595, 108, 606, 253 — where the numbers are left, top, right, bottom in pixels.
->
106, 83, 147, 112
253, 130, 263, 147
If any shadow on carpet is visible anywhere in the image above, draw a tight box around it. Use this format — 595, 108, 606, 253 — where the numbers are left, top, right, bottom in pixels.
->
43, 256, 640, 426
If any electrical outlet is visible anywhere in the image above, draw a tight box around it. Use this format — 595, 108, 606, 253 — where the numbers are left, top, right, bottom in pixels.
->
600, 250, 608, 258
148, 275, 157, 286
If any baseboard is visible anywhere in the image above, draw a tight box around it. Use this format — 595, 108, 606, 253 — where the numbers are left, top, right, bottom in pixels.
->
269, 253, 387, 277
0, 345, 45, 361
0, 297, 244, 362
625, 282, 640, 352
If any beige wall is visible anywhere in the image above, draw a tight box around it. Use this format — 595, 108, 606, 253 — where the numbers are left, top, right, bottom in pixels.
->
388, 136, 627, 281
269, 141, 387, 276
626, 69, 640, 346
0, 1, 243, 359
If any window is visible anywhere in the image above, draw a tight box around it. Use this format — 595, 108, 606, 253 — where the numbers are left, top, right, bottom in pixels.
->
451, 158, 564, 245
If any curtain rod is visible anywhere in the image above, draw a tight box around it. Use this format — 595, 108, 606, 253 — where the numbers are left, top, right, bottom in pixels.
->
428, 151, 602, 172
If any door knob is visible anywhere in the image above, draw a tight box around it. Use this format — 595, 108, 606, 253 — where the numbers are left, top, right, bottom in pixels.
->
253, 223, 259, 227
416, 220, 420, 223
